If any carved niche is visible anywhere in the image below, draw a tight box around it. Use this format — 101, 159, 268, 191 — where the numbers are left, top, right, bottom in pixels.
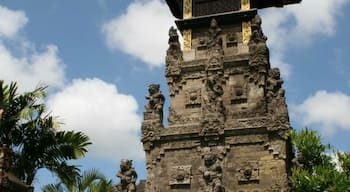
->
169, 165, 192, 186
237, 161, 259, 183
230, 75, 248, 104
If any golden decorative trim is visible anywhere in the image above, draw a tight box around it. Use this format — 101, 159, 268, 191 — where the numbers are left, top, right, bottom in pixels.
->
183, 0, 192, 19
241, 0, 250, 10
183, 29, 192, 51
242, 21, 251, 45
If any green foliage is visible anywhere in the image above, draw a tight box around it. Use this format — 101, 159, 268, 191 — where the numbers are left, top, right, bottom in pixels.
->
290, 128, 350, 192
0, 81, 91, 185
42, 169, 114, 192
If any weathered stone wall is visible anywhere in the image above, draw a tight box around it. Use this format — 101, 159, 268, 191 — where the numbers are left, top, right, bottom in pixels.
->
141, 10, 293, 192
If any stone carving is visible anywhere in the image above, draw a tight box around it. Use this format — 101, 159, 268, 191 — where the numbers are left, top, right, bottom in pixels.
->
230, 76, 248, 104
248, 15, 269, 87
207, 19, 224, 71
166, 27, 182, 96
141, 122, 160, 151
169, 165, 192, 186
266, 68, 284, 99
145, 84, 165, 123
167, 107, 182, 125
207, 19, 223, 49
185, 89, 201, 108
199, 147, 225, 192
266, 68, 290, 131
226, 33, 238, 47
116, 159, 138, 192
237, 161, 259, 182
201, 75, 225, 138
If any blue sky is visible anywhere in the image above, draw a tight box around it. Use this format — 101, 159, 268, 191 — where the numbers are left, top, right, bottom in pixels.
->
0, 0, 349, 191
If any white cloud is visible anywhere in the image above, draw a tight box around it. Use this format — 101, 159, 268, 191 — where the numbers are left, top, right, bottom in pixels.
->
102, 0, 174, 67
261, 0, 349, 78
0, 5, 28, 38
0, 43, 65, 92
0, 5, 65, 92
292, 90, 350, 134
47, 78, 144, 160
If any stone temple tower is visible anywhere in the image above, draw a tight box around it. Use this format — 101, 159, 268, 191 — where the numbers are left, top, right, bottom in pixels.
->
141, 0, 302, 191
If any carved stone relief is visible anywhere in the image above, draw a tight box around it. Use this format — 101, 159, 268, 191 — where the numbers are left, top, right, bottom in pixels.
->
198, 146, 228, 192
185, 89, 202, 108
166, 26, 182, 97
201, 74, 226, 139
169, 165, 192, 186
144, 84, 165, 123
237, 161, 259, 183
230, 75, 248, 104
207, 19, 224, 71
226, 33, 238, 47
248, 15, 269, 88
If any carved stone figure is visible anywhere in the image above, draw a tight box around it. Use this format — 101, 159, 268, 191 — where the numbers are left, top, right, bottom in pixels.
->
266, 68, 284, 98
165, 26, 182, 96
145, 84, 165, 123
207, 19, 224, 71
116, 159, 138, 192
207, 19, 223, 49
206, 76, 225, 114
199, 152, 225, 192
248, 15, 269, 87
201, 75, 225, 137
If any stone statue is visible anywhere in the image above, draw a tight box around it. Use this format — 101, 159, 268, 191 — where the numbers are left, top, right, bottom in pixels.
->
248, 15, 269, 87
116, 159, 138, 192
199, 152, 225, 192
205, 75, 225, 116
250, 15, 267, 45
145, 84, 165, 122
207, 19, 222, 49
165, 26, 182, 96
266, 68, 284, 99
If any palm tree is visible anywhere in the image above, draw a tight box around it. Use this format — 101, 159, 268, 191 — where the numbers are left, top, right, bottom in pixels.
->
0, 81, 91, 185
43, 169, 114, 192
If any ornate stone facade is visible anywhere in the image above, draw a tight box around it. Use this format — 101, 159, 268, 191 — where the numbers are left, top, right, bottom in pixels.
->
141, 0, 302, 191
